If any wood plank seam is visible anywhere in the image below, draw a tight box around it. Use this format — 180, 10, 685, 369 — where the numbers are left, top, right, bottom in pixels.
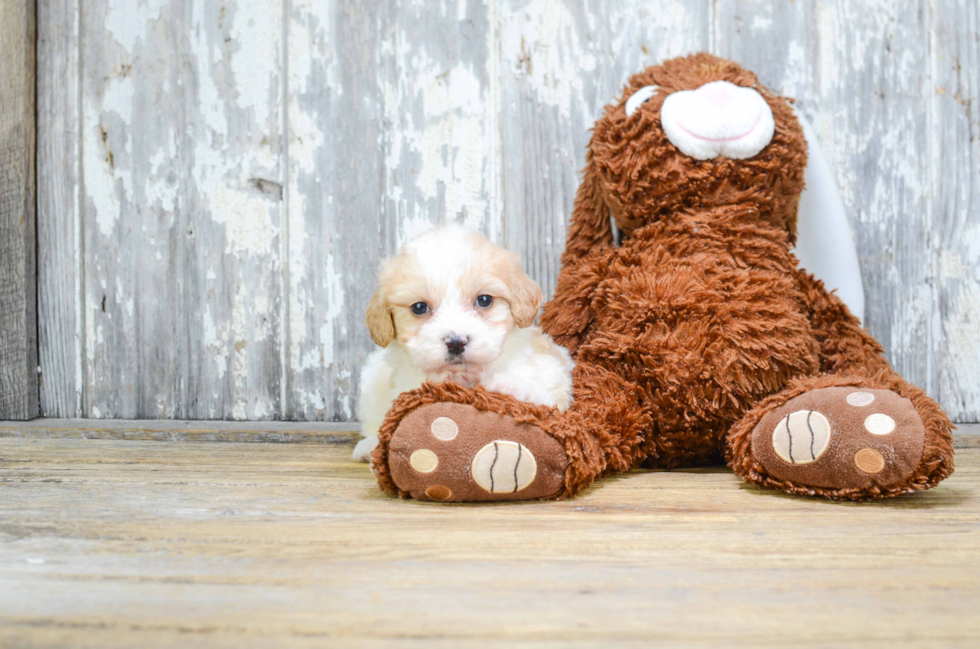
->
0, 419, 976, 447
0, 0, 39, 420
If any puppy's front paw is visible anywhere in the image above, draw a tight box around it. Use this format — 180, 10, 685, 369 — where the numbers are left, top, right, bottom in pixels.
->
353, 436, 379, 463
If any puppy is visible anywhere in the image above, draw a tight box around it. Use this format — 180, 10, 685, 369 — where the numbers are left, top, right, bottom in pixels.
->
353, 225, 574, 461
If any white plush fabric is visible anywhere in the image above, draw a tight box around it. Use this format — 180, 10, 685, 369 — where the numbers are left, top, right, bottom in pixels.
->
625, 85, 659, 117
791, 108, 865, 322
660, 81, 775, 160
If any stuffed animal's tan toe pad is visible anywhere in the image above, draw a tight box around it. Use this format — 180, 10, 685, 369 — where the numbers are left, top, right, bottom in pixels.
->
387, 403, 566, 502
752, 387, 925, 491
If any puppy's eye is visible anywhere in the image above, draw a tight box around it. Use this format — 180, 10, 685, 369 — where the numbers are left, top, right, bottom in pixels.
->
410, 302, 430, 315
625, 85, 660, 117
475, 295, 493, 308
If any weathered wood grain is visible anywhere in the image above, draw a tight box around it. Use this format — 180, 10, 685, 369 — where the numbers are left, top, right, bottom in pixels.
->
33, 0, 980, 422
0, 436, 978, 646
0, 0, 38, 421
37, 0, 81, 418
713, 0, 819, 112
284, 0, 381, 422
380, 0, 499, 240
933, 0, 980, 422
817, 0, 936, 395
498, 0, 710, 298
284, 0, 501, 421
77, 0, 285, 419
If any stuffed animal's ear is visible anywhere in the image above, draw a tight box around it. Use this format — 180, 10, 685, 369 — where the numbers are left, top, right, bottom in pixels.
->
365, 286, 396, 347
561, 153, 614, 263
504, 257, 544, 328
791, 106, 866, 322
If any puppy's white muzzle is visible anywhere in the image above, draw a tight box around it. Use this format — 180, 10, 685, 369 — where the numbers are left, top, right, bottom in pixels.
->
660, 81, 775, 160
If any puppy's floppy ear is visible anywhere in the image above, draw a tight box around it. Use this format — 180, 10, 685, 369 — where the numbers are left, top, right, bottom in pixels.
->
504, 254, 544, 328
365, 286, 396, 347
561, 150, 614, 263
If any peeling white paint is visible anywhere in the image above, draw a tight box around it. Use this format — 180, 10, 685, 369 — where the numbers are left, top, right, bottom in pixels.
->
203, 308, 229, 381
207, 184, 277, 257
145, 146, 177, 212
84, 294, 101, 366
84, 76, 134, 237
817, 2, 837, 99
296, 388, 327, 413
285, 0, 346, 418
290, 0, 343, 98
287, 107, 324, 174
382, 45, 494, 237
942, 280, 980, 409
105, 0, 167, 52
782, 41, 808, 99
498, 0, 595, 119
228, 2, 280, 131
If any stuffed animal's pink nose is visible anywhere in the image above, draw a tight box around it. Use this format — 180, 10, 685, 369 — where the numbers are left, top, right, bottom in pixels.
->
660, 80, 774, 160
700, 81, 737, 108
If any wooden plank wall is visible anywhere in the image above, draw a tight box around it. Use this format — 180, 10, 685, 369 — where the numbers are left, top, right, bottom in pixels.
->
0, 0, 38, 420
35, 0, 980, 422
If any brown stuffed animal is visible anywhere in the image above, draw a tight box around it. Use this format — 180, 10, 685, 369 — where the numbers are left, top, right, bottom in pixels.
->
370, 53, 955, 502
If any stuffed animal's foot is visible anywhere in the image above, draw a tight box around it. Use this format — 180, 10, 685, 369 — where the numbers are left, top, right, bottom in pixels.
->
727, 376, 956, 500
383, 402, 568, 502
751, 386, 925, 493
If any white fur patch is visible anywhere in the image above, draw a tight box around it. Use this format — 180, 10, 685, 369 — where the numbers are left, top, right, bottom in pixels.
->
660, 81, 775, 160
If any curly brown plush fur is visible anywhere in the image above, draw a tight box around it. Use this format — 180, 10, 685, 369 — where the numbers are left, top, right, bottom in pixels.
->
372, 52, 954, 501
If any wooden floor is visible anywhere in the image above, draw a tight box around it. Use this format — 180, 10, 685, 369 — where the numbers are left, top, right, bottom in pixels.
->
1, 424, 979, 647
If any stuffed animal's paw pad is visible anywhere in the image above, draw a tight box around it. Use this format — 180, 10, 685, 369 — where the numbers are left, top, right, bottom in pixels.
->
385, 402, 567, 502
771, 410, 831, 465
751, 386, 925, 491
430, 417, 458, 440
471, 441, 538, 494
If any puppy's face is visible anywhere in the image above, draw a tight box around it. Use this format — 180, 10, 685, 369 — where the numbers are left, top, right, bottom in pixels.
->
366, 227, 542, 373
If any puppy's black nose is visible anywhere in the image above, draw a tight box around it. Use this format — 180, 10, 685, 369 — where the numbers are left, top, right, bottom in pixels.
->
445, 335, 468, 356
